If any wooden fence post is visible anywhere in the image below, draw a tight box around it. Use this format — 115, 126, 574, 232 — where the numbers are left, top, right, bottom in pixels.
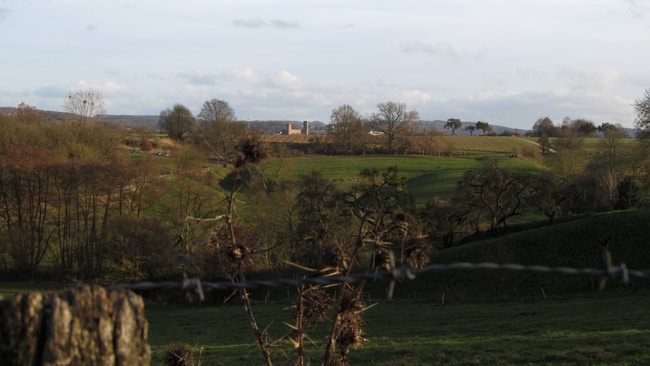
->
0, 285, 150, 366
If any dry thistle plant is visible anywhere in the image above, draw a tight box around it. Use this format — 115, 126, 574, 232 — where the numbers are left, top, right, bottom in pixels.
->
403, 234, 433, 269
164, 343, 194, 366
331, 287, 366, 365
321, 241, 352, 273
371, 246, 392, 271
302, 286, 334, 325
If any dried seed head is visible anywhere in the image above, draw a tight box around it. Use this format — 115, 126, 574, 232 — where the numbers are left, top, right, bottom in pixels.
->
338, 288, 364, 314
371, 248, 391, 271
206, 224, 259, 270
226, 243, 249, 263
321, 242, 351, 271
302, 286, 333, 325
164, 343, 194, 366
338, 312, 364, 349
393, 211, 406, 224
404, 235, 433, 269
236, 134, 268, 167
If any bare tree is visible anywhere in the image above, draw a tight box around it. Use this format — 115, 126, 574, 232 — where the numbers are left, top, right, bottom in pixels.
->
198, 99, 237, 128
64, 89, 105, 126
598, 122, 627, 176
159, 104, 196, 141
328, 104, 365, 154
197, 99, 246, 160
635, 89, 650, 140
371, 102, 418, 154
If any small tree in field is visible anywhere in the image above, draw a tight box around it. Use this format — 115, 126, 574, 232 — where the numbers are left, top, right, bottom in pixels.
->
159, 104, 196, 141
475, 121, 492, 136
371, 102, 418, 154
64, 89, 105, 128
444, 118, 462, 135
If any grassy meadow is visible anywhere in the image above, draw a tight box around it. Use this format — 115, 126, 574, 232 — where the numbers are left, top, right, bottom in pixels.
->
260, 154, 544, 200
147, 291, 650, 366
525, 136, 638, 153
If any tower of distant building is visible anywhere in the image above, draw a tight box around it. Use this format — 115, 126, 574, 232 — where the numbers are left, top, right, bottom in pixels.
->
283, 121, 309, 135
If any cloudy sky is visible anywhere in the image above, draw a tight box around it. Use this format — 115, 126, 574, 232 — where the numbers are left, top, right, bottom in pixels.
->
1, 0, 649, 128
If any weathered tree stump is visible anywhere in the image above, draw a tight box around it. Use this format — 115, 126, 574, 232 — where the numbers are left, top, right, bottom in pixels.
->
0, 285, 150, 366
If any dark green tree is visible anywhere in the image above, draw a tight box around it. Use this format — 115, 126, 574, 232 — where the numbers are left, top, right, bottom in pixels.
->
532, 117, 557, 137
475, 121, 492, 136
539, 133, 551, 154
615, 176, 644, 210
444, 118, 462, 135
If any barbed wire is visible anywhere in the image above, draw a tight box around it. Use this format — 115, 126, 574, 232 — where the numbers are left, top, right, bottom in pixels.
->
114, 260, 650, 302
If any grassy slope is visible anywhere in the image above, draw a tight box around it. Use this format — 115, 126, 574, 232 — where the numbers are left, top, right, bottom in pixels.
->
389, 210, 650, 300
147, 292, 650, 366
432, 210, 650, 268
526, 136, 637, 153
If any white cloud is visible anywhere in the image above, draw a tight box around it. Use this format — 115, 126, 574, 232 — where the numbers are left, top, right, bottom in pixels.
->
558, 67, 623, 93
400, 41, 459, 60
177, 71, 218, 85
272, 70, 304, 90
516, 68, 544, 80
225, 67, 260, 85
232, 18, 300, 29
401, 90, 432, 104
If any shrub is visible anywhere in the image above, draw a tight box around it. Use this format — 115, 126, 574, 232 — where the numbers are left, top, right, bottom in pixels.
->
102, 216, 176, 282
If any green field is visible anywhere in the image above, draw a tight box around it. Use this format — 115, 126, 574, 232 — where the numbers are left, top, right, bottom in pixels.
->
147, 291, 650, 366
260, 155, 544, 200
526, 137, 637, 153
439, 135, 537, 153
0, 281, 64, 299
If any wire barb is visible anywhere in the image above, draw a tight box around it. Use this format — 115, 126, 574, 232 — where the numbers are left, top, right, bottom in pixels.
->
115, 261, 648, 294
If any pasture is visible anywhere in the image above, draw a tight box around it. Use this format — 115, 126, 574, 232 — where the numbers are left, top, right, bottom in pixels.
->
146, 291, 650, 366
525, 136, 637, 153
260, 155, 544, 200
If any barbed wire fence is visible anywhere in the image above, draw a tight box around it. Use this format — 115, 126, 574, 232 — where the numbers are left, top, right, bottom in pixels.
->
4, 250, 650, 366
113, 250, 650, 303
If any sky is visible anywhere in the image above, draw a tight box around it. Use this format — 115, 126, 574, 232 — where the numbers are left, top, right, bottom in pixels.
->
0, 0, 649, 129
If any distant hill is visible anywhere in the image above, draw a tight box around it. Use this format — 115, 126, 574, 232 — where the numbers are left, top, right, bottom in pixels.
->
100, 114, 159, 127
0, 106, 330, 133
